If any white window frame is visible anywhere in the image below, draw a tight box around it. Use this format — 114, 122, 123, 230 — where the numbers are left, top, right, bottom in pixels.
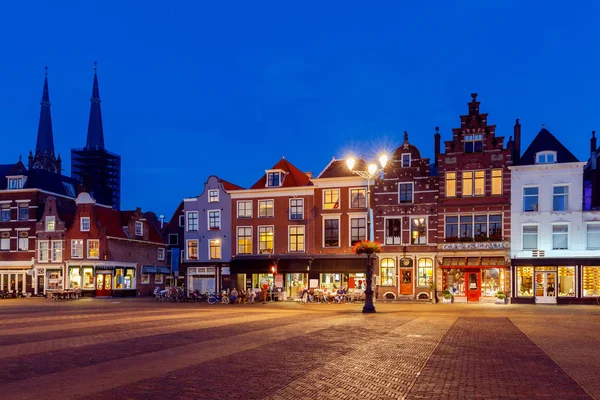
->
536, 150, 557, 164
45, 216, 56, 232
401, 153, 411, 168
349, 188, 367, 209
323, 189, 340, 210
18, 236, 28, 251
258, 200, 274, 218
349, 217, 367, 246
208, 209, 221, 230
80, 217, 90, 232
288, 225, 306, 253
208, 189, 219, 203
87, 239, 100, 259
155, 274, 164, 284
237, 200, 253, 218
208, 239, 221, 260
323, 216, 341, 248
178, 215, 184, 227
398, 182, 414, 204
38, 240, 49, 262
523, 186, 539, 212
186, 211, 199, 231
186, 239, 199, 260
266, 171, 282, 187
552, 184, 569, 212
384, 217, 402, 245
522, 224, 539, 250
51, 240, 62, 262
71, 239, 83, 258
7, 175, 26, 190
289, 198, 304, 220
135, 221, 143, 236
168, 233, 178, 246
0, 204, 10, 222
587, 223, 600, 250
410, 217, 428, 245
17, 203, 28, 221
551, 223, 569, 250
258, 225, 275, 254
237, 226, 253, 255
158, 248, 165, 261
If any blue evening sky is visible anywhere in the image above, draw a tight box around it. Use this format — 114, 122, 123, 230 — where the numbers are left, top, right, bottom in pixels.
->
1, 1, 598, 218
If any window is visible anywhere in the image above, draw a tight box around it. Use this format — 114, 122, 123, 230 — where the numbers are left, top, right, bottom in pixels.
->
51, 241, 62, 262
209, 239, 221, 259
18, 234, 28, 251
38, 240, 49, 261
141, 274, 150, 285
62, 182, 76, 197
135, 221, 143, 236
474, 215, 487, 240
237, 201, 252, 218
517, 267, 533, 297
18, 203, 28, 221
350, 218, 366, 245
380, 258, 395, 286
552, 224, 569, 250
460, 216, 472, 239
258, 200, 274, 218
267, 172, 281, 187
258, 226, 274, 253
401, 154, 411, 168
536, 151, 557, 164
399, 183, 413, 204
324, 219, 339, 247
523, 187, 539, 212
187, 240, 198, 260
474, 170, 485, 195
522, 225, 538, 250
0, 238, 9, 252
587, 224, 600, 250
491, 169, 502, 195
553, 186, 568, 212
179, 215, 184, 227
445, 216, 458, 241
350, 188, 366, 208
187, 212, 198, 231
410, 218, 427, 244
385, 218, 401, 245
168, 234, 178, 246
88, 240, 99, 258
155, 274, 164, 284
464, 134, 483, 153
208, 190, 219, 203
488, 215, 502, 240
446, 172, 456, 197
80, 217, 90, 232
158, 248, 165, 260
7, 177, 25, 189
558, 267, 575, 297
1, 204, 10, 221
289, 226, 305, 252
462, 171, 473, 196
290, 198, 304, 220
323, 189, 340, 210
237, 227, 252, 254
208, 210, 221, 230
71, 239, 83, 258
417, 258, 433, 287
45, 216, 55, 232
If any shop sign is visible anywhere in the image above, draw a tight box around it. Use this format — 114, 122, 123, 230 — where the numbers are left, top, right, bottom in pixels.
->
274, 274, 284, 287
441, 242, 507, 251
309, 278, 319, 289
535, 266, 557, 272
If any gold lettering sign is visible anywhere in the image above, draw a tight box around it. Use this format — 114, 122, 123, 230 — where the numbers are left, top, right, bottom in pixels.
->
535, 266, 557, 272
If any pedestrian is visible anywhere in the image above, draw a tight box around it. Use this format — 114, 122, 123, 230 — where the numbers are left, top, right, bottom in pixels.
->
261, 277, 268, 303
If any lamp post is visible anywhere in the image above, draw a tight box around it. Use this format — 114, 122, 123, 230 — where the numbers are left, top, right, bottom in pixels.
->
346, 154, 388, 313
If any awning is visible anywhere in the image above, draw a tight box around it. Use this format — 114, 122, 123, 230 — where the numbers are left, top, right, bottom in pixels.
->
230, 258, 278, 274
440, 256, 506, 268
310, 257, 367, 273
95, 265, 114, 270
156, 266, 170, 274
142, 266, 157, 274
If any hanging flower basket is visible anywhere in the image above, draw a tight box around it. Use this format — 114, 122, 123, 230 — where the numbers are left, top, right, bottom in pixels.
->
352, 240, 382, 255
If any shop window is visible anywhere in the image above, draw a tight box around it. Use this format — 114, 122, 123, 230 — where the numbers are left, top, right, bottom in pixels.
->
350, 188, 366, 208
350, 218, 366, 245
124, 269, 135, 289
290, 198, 304, 219
69, 267, 81, 289
444, 269, 465, 296
18, 203, 28, 221
552, 224, 568, 250
141, 274, 150, 285
237, 227, 252, 254
208, 210, 221, 230
324, 219, 339, 247
587, 224, 600, 250
385, 218, 401, 245
187, 240, 198, 260
417, 258, 433, 287
289, 226, 305, 252
258, 226, 274, 253
399, 183, 413, 203
72, 239, 83, 258
258, 200, 274, 217
323, 189, 340, 210
380, 258, 395, 286
155, 274, 164, 284
553, 186, 568, 212
445, 216, 458, 241
446, 172, 456, 197
522, 225, 538, 250
491, 169, 502, 195
517, 267, 533, 297
237, 201, 252, 218
208, 189, 219, 203
114, 268, 124, 289
583, 267, 600, 297
83, 268, 95, 289
523, 187, 539, 212
481, 268, 503, 297
87, 240, 99, 259
558, 267, 575, 296
209, 239, 221, 259
411, 217, 427, 244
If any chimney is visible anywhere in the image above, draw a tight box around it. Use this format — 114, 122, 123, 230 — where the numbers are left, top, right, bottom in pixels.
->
159, 214, 165, 229
513, 119, 521, 164
591, 131, 597, 155
434, 126, 441, 167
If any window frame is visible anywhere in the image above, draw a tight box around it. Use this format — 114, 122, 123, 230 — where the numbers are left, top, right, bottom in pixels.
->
186, 239, 199, 260
350, 217, 367, 246
288, 225, 305, 252
45, 216, 56, 232
536, 150, 557, 164
523, 186, 539, 212
401, 153, 411, 168
18, 234, 28, 251
208, 189, 219, 203
80, 217, 91, 232
208, 209, 221, 230
157, 248, 165, 261
522, 224, 539, 250
168, 233, 178, 246
237, 200, 253, 218
0, 236, 10, 252
258, 199, 274, 218
323, 217, 340, 248
237, 226, 253, 255
38, 240, 49, 261
323, 189, 340, 210
445, 215, 459, 241
446, 172, 456, 197
186, 211, 199, 231
380, 258, 396, 287
586, 223, 600, 250
266, 172, 281, 187
464, 134, 483, 153
491, 169, 502, 195
135, 221, 143, 236
349, 188, 367, 209
398, 182, 414, 204
17, 203, 28, 221
208, 239, 221, 260
51, 240, 62, 262
178, 215, 184, 227
552, 223, 569, 250
410, 217, 427, 245
385, 217, 402, 245
552, 185, 569, 212
0, 204, 10, 222
474, 170, 485, 196
289, 198, 304, 220
258, 225, 275, 254
417, 258, 434, 287
71, 239, 83, 258
87, 239, 100, 259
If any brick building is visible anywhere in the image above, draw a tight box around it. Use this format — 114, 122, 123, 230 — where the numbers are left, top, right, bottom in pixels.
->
372, 132, 439, 300
163, 201, 184, 287
435, 93, 513, 302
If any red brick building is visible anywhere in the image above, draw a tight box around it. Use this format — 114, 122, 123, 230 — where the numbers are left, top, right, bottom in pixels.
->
229, 158, 315, 299
163, 201, 184, 288
435, 94, 513, 302
372, 132, 439, 300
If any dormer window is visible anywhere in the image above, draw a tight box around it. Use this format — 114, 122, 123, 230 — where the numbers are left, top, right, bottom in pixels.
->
536, 151, 557, 164
45, 216, 55, 232
464, 134, 483, 153
208, 190, 219, 203
135, 221, 143, 236
7, 176, 26, 190
266, 169, 285, 187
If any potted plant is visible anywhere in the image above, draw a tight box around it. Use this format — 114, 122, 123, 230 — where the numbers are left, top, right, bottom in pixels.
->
442, 289, 453, 303
495, 290, 507, 304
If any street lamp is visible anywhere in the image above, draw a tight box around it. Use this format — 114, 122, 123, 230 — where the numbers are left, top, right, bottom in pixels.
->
346, 154, 388, 313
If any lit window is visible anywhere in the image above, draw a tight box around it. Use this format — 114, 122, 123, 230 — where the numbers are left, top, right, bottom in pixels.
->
237, 201, 252, 218
289, 226, 305, 252
553, 186, 568, 212
474, 170, 485, 195
208, 190, 219, 203
45, 216, 56, 232
71, 239, 83, 258
258, 226, 274, 253
187, 212, 198, 231
290, 198, 304, 220
135, 221, 143, 236
417, 258, 433, 287
350, 218, 366, 245
380, 258, 395, 286
237, 227, 252, 254
208, 210, 221, 229
491, 169, 502, 195
187, 240, 198, 260
350, 189, 366, 208
523, 187, 539, 212
411, 218, 427, 244
209, 239, 221, 259
399, 183, 413, 203
446, 172, 456, 197
80, 217, 90, 232
462, 171, 473, 196
323, 190, 340, 210
587, 224, 600, 250
552, 224, 568, 250
87, 240, 99, 258
522, 225, 538, 250
258, 200, 274, 218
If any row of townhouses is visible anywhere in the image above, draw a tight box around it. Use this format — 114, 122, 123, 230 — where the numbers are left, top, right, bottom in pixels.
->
2, 73, 600, 305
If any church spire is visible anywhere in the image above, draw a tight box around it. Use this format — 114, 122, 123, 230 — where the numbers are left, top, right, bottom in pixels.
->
35, 67, 55, 158
86, 62, 105, 150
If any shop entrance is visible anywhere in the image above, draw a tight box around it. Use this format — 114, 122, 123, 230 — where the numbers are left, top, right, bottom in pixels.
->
535, 271, 557, 304
400, 269, 413, 295
96, 273, 112, 297
466, 270, 481, 302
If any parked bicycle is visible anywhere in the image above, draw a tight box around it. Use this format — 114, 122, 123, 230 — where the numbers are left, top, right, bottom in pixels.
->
207, 291, 230, 305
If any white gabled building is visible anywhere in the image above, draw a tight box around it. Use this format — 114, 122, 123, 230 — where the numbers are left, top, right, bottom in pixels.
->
510, 126, 600, 304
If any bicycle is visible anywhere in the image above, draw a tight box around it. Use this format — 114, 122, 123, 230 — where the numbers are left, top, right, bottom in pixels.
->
207, 292, 230, 305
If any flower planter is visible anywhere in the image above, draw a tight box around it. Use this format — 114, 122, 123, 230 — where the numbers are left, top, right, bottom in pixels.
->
442, 297, 453, 304
495, 298, 507, 304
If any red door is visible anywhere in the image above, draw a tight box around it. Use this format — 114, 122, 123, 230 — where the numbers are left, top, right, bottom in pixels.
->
466, 271, 481, 302
96, 273, 112, 297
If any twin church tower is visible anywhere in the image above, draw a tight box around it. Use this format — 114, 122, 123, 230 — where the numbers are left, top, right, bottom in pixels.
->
29, 65, 121, 209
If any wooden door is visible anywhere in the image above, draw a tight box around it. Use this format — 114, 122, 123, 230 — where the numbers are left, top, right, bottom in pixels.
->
400, 269, 413, 295
466, 271, 481, 302
96, 273, 112, 297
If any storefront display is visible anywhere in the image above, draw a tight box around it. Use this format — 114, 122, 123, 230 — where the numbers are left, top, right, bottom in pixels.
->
517, 267, 533, 297
319, 273, 366, 290
83, 268, 94, 289
481, 268, 503, 296
285, 273, 308, 299
47, 270, 62, 291
558, 267, 575, 297
444, 269, 465, 296
583, 266, 600, 297
69, 267, 81, 288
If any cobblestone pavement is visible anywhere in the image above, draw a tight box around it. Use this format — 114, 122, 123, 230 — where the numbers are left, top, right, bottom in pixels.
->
0, 298, 599, 400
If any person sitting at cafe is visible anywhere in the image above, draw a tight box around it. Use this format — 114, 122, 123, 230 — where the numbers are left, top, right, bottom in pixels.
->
230, 287, 239, 304
335, 287, 346, 303
308, 288, 315, 303
239, 289, 247, 304
247, 289, 256, 304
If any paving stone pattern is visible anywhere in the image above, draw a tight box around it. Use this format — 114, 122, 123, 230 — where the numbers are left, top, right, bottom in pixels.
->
0, 299, 598, 400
